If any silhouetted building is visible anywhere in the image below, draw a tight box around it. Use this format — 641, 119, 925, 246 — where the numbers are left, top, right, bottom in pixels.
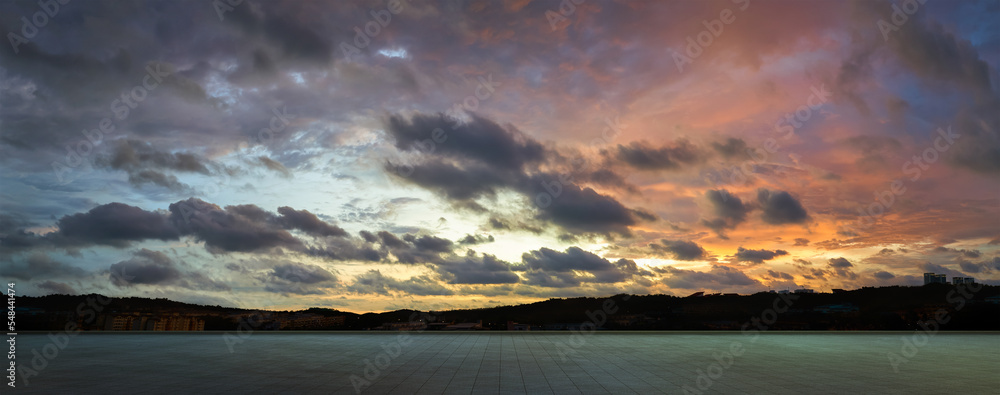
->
793, 289, 814, 294
923, 273, 947, 285
951, 277, 975, 285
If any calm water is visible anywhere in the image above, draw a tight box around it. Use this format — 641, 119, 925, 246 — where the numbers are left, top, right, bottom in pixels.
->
9, 332, 999, 394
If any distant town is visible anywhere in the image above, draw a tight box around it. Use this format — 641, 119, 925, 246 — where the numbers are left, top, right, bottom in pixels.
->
15, 279, 999, 332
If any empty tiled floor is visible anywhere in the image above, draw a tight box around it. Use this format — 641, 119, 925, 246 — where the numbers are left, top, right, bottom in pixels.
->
10, 332, 999, 394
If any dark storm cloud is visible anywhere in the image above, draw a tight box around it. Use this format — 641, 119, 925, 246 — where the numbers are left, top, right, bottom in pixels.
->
103, 140, 212, 174
385, 112, 547, 171
3, 253, 86, 280
271, 262, 337, 284
168, 198, 302, 253
126, 170, 192, 192
409, 235, 454, 253
660, 265, 761, 289
711, 138, 749, 159
262, 262, 338, 295
109, 248, 230, 291
0, 0, 395, 179
346, 270, 453, 296
827, 257, 857, 280
0, 213, 33, 234
948, 110, 1000, 176
12, 198, 355, 256
874, 271, 895, 280
516, 247, 641, 286
853, 3, 999, 176
219, 0, 334, 65
933, 246, 982, 259
583, 169, 638, 192
702, 189, 751, 238
109, 248, 181, 286
386, 158, 515, 203
828, 257, 853, 268
527, 176, 648, 236
36, 280, 76, 295
359, 230, 379, 243
384, 112, 653, 236
376, 231, 408, 249
733, 247, 789, 264
277, 206, 347, 237
435, 252, 520, 285
56, 202, 180, 247
610, 140, 703, 170
886, 16, 992, 93
458, 234, 494, 245
757, 189, 810, 225
305, 237, 383, 262
766, 270, 794, 280
95, 140, 245, 192
959, 257, 999, 274
650, 239, 706, 261
361, 232, 457, 264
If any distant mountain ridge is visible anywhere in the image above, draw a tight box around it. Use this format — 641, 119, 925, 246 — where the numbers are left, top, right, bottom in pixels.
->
14, 284, 1000, 331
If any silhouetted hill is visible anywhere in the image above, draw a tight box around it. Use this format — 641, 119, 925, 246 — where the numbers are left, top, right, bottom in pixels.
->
14, 284, 1000, 331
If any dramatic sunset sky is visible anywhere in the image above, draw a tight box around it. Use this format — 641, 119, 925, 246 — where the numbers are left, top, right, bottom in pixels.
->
1, 0, 998, 312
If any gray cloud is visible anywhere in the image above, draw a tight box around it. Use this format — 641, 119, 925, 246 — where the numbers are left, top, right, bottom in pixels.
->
36, 280, 77, 295
168, 198, 303, 253
702, 189, 751, 239
56, 203, 180, 247
277, 206, 347, 237
3, 253, 86, 280
711, 138, 749, 159
435, 252, 520, 285
874, 271, 895, 280
610, 140, 703, 170
516, 247, 642, 287
733, 247, 789, 264
757, 189, 810, 225
347, 270, 453, 296
109, 248, 229, 291
660, 265, 762, 289
651, 239, 706, 261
